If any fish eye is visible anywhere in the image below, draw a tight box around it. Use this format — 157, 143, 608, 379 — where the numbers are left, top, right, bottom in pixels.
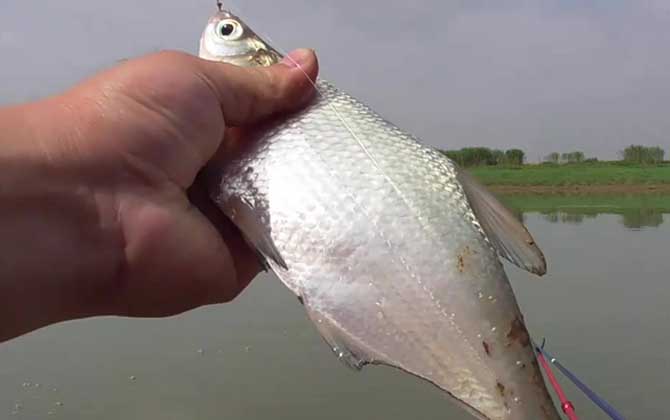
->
216, 19, 243, 40
220, 23, 234, 36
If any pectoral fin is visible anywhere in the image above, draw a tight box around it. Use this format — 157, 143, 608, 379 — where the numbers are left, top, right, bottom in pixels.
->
457, 170, 547, 275
221, 196, 288, 270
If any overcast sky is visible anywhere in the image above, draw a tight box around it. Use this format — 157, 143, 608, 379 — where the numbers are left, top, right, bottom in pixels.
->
1, 0, 669, 160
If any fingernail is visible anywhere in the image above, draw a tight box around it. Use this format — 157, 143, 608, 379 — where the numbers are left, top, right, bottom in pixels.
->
280, 48, 313, 68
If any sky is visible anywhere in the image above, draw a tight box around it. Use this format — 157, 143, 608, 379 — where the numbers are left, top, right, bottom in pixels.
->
1, 0, 669, 160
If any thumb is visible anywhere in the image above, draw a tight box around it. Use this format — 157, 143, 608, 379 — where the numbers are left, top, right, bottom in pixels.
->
195, 48, 319, 127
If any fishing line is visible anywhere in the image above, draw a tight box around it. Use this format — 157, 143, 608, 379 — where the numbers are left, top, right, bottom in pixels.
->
535, 340, 626, 420
534, 341, 579, 420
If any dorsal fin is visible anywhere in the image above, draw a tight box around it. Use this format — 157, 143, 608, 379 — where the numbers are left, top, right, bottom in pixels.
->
457, 170, 547, 276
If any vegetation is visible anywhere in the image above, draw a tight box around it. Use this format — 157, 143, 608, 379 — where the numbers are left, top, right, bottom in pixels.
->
442, 147, 525, 167
544, 152, 560, 164
469, 162, 670, 186
499, 193, 670, 229
442, 145, 665, 168
545, 151, 586, 164
439, 145, 668, 187
620, 145, 665, 164
500, 193, 670, 213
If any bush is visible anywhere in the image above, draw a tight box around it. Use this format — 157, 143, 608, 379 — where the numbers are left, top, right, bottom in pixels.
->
440, 147, 527, 167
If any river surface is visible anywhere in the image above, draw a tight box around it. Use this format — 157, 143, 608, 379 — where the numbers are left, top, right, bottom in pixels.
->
2, 193, 668, 420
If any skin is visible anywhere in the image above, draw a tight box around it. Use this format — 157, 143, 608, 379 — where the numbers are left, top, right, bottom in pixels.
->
0, 48, 319, 343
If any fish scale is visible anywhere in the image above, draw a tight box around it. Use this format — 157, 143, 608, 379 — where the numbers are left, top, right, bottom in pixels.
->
214, 79, 549, 419
200, 7, 561, 420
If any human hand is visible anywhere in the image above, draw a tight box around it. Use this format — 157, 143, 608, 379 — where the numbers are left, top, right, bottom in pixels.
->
0, 48, 318, 341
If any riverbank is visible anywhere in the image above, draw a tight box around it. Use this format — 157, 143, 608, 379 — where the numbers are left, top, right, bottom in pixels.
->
488, 184, 670, 194
469, 163, 670, 193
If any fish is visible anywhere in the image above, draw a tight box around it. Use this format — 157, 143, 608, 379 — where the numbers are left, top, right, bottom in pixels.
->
198, 5, 561, 420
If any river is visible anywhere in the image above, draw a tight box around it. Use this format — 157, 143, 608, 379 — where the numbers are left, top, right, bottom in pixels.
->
2, 193, 668, 419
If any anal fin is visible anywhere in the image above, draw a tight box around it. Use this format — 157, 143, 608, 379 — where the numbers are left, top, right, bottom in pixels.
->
305, 307, 373, 371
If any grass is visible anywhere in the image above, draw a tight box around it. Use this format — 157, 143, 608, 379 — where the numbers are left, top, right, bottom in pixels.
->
468, 162, 670, 186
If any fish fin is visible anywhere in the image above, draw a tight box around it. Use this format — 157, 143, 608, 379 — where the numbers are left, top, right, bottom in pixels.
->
457, 170, 547, 275
225, 196, 288, 270
305, 306, 378, 371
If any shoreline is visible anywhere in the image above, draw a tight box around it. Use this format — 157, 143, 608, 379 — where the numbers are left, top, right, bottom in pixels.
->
486, 184, 670, 195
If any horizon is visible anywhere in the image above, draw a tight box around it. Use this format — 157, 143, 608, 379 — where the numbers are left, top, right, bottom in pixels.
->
441, 144, 667, 163
2, 0, 669, 160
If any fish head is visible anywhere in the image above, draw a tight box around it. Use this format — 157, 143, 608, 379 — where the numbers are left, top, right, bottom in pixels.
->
199, 7, 282, 67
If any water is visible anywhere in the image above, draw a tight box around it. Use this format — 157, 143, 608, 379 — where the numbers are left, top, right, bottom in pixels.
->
2, 193, 669, 420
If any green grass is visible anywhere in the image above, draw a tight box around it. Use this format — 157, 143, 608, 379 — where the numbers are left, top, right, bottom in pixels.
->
468, 162, 670, 186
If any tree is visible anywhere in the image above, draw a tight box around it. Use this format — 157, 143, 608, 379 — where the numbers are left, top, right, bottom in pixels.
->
505, 149, 525, 166
648, 146, 665, 164
459, 147, 495, 166
443, 150, 464, 166
441, 147, 528, 167
559, 151, 585, 164
568, 151, 584, 163
621, 145, 665, 164
491, 149, 506, 165
544, 152, 560, 164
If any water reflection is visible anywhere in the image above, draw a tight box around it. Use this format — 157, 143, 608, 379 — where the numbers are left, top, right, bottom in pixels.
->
541, 212, 598, 225
500, 193, 670, 229
621, 208, 665, 229
2, 192, 669, 420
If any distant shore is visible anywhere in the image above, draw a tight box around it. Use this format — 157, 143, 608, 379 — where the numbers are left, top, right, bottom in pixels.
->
487, 184, 670, 194
469, 163, 670, 194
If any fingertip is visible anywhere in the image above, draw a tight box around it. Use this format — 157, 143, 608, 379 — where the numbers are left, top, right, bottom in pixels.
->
273, 49, 319, 108
193, 48, 319, 126
280, 49, 318, 72
284, 49, 319, 84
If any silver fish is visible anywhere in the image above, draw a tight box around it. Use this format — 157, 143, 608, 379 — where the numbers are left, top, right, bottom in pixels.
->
199, 6, 560, 420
